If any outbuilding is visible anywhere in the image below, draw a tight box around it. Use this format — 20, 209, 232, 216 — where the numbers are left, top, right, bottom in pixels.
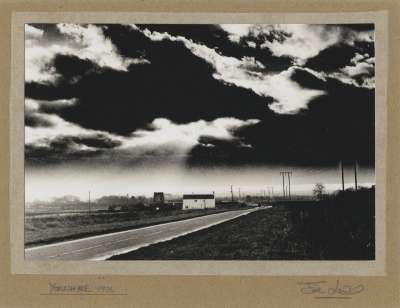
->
182, 194, 215, 210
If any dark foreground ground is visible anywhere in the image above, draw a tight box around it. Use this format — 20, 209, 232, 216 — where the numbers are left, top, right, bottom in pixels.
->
110, 188, 375, 260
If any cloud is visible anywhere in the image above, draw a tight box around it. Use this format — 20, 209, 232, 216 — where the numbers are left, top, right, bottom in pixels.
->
25, 97, 77, 128
25, 96, 261, 165
261, 25, 342, 63
189, 75, 375, 168
25, 23, 148, 84
137, 26, 326, 114
219, 24, 253, 42
25, 24, 44, 41
25, 40, 60, 84
57, 24, 148, 71
325, 72, 374, 89
305, 44, 361, 73
322, 52, 375, 89
25, 24, 375, 168
25, 111, 112, 148
341, 53, 374, 77
25, 113, 55, 128
303, 35, 375, 89
120, 117, 260, 166
26, 35, 270, 135
123, 117, 259, 150
134, 24, 293, 72
221, 24, 374, 65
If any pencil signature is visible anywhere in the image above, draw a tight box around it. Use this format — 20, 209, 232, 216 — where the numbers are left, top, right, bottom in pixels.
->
297, 280, 365, 299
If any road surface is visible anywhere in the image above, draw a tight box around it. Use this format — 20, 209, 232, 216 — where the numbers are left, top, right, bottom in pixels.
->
25, 207, 261, 261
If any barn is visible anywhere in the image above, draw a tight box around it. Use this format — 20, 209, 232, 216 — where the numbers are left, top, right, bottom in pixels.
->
182, 194, 215, 210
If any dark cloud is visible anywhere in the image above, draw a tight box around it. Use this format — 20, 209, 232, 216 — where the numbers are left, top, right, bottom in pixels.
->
354, 40, 375, 57
26, 29, 273, 135
25, 134, 122, 166
133, 24, 293, 72
26, 81, 75, 101
189, 136, 255, 167
340, 24, 375, 32
25, 141, 101, 166
290, 68, 327, 90
25, 24, 375, 168
52, 54, 97, 81
188, 69, 374, 167
305, 23, 374, 73
70, 135, 122, 149
305, 44, 361, 72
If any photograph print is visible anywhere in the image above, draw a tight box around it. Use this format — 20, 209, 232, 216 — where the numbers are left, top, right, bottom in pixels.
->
24, 23, 375, 261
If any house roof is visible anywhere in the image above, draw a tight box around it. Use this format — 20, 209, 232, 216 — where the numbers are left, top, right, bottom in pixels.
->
183, 194, 214, 200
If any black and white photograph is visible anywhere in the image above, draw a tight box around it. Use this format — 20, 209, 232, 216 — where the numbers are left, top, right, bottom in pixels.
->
24, 22, 376, 261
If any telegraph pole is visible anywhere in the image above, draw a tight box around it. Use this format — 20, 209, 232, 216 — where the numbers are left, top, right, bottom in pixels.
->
280, 171, 293, 200
354, 160, 358, 191
238, 188, 241, 200
280, 172, 286, 198
340, 160, 345, 191
88, 190, 91, 213
230, 185, 234, 203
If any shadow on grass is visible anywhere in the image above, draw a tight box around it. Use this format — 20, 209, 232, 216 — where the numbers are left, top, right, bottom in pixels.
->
109, 187, 375, 260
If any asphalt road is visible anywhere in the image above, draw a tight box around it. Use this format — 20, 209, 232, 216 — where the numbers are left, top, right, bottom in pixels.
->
25, 208, 261, 261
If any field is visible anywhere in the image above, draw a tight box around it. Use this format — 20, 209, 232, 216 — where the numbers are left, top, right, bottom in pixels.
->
109, 188, 375, 260
25, 208, 231, 247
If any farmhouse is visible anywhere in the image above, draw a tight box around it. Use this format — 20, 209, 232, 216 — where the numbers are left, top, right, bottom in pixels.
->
182, 194, 215, 210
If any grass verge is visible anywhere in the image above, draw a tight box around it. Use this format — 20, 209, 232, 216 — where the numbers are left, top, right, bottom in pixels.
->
109, 188, 374, 260
25, 208, 234, 247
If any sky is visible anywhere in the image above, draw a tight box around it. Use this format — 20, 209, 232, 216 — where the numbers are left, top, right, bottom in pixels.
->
24, 23, 375, 201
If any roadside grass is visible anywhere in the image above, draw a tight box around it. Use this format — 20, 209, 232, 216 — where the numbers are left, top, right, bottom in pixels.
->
109, 207, 303, 260
109, 188, 374, 260
25, 208, 232, 247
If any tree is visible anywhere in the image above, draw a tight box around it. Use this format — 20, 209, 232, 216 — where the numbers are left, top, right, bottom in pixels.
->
313, 183, 326, 200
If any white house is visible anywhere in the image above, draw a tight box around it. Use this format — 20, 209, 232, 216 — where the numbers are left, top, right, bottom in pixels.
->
182, 194, 215, 210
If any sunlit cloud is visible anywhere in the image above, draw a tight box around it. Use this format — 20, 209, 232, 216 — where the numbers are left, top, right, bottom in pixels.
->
25, 24, 149, 84
221, 24, 374, 65
26, 97, 260, 164
136, 25, 326, 114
